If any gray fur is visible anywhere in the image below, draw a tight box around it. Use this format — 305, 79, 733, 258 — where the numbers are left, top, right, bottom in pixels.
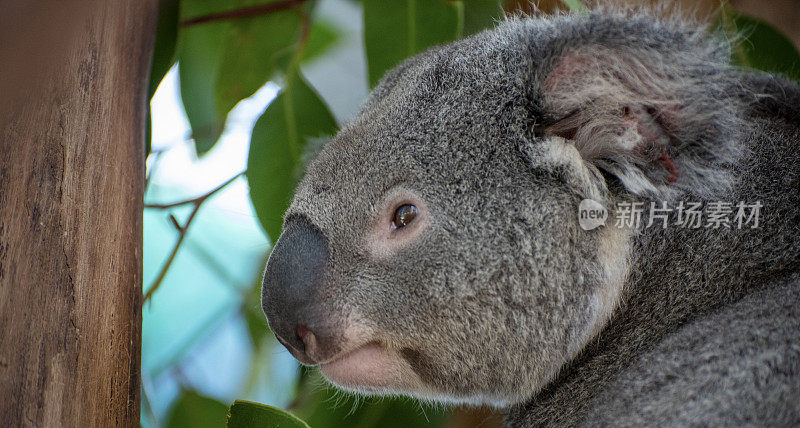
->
260, 6, 800, 426
578, 276, 800, 427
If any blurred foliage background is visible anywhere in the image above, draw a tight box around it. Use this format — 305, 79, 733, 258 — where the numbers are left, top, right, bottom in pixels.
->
141, 0, 799, 426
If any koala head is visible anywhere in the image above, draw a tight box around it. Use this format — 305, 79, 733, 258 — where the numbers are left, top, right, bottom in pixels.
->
261, 10, 740, 407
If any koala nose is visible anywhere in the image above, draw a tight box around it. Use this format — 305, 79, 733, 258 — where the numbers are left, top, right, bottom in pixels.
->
261, 216, 328, 358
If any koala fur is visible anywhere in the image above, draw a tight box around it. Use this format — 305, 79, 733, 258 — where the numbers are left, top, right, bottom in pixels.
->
260, 5, 800, 426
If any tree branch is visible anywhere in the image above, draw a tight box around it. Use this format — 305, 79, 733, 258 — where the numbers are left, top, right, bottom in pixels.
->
144, 171, 244, 209
143, 171, 245, 302
180, 0, 307, 27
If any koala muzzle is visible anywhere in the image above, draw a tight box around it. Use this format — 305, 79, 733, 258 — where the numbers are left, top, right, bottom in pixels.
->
261, 216, 329, 364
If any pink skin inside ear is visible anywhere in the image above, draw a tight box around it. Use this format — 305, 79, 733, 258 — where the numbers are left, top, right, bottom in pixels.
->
544, 52, 592, 93
658, 151, 679, 183
546, 49, 683, 184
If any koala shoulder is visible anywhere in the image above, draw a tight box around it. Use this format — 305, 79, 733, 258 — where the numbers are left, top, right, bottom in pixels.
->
578, 277, 800, 427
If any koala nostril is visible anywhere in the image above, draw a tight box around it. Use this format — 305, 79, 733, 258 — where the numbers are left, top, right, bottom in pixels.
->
296, 324, 310, 344
296, 325, 319, 358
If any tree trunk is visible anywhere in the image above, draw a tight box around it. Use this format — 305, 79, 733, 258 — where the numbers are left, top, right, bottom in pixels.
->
0, 1, 158, 426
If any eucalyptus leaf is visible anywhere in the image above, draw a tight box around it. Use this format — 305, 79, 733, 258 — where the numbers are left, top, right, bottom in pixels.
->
292, 372, 447, 428
462, 0, 503, 36
177, 16, 230, 155
720, 9, 800, 81
145, 115, 152, 159
243, 281, 270, 346
227, 400, 309, 428
302, 20, 342, 63
166, 389, 229, 428
215, 12, 302, 121
146, 0, 180, 158
363, 0, 462, 88
149, 0, 180, 100
178, 0, 336, 156
247, 73, 338, 242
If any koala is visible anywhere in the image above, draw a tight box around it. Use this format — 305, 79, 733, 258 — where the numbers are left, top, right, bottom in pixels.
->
260, 5, 800, 426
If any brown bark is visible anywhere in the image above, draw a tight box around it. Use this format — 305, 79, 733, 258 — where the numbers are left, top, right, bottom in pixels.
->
0, 1, 158, 426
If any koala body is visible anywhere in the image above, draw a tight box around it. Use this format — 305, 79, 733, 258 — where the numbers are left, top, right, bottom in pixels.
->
261, 6, 800, 426
575, 276, 800, 427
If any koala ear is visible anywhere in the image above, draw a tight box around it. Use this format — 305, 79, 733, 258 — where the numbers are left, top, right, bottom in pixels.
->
540, 45, 742, 199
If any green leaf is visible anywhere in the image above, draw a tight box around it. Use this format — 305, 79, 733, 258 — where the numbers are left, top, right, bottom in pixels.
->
719, 9, 800, 81
462, 0, 503, 36
227, 400, 310, 428
166, 389, 229, 428
178, 1, 337, 156
177, 15, 229, 155
243, 279, 270, 345
305, 397, 447, 428
215, 11, 302, 123
247, 73, 338, 242
217, 17, 340, 116
149, 0, 180, 100
302, 20, 342, 63
146, 0, 179, 159
363, 0, 462, 87
560, 0, 588, 13
292, 371, 448, 428
145, 113, 152, 160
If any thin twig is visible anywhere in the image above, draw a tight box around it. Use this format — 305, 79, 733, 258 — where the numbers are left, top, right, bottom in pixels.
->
143, 171, 245, 302
298, 7, 312, 48
144, 171, 244, 209
180, 0, 307, 27
143, 204, 199, 303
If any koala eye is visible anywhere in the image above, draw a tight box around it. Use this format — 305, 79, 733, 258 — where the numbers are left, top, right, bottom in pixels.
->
392, 204, 418, 229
